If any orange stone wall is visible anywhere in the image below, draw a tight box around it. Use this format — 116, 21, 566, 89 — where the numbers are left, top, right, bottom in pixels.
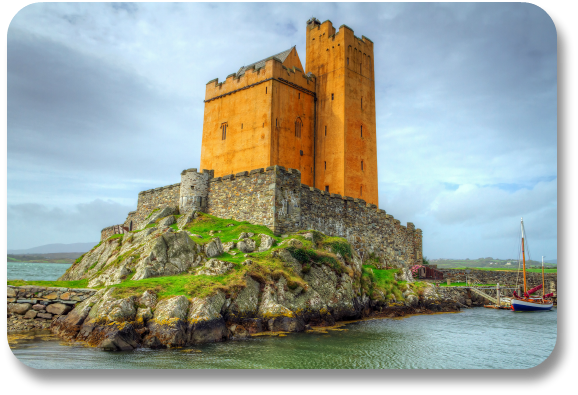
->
306, 20, 378, 206
200, 48, 316, 186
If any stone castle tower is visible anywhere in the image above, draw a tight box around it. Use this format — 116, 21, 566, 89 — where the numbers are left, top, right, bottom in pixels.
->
200, 17, 378, 206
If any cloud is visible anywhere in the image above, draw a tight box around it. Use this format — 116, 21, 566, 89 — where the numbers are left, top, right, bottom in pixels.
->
7, 200, 133, 249
7, 3, 557, 258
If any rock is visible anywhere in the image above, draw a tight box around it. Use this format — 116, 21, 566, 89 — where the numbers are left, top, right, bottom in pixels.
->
32, 304, 45, 311
147, 295, 190, 348
247, 233, 255, 237
51, 290, 103, 340
406, 294, 419, 306
273, 249, 302, 274
198, 259, 234, 276
268, 316, 305, 332
287, 239, 303, 248
228, 324, 249, 339
258, 234, 274, 252
226, 223, 235, 227
46, 303, 72, 315
237, 238, 256, 253
142, 206, 178, 228
23, 310, 38, 319
225, 277, 260, 321
205, 237, 224, 258
177, 210, 197, 229
158, 215, 176, 227
37, 313, 53, 319
139, 290, 158, 308
132, 231, 199, 281
302, 233, 315, 243
136, 307, 153, 325
8, 303, 31, 315
142, 335, 166, 349
7, 287, 17, 298
240, 318, 263, 334
190, 233, 203, 238
188, 292, 228, 344
238, 232, 248, 239
95, 323, 139, 351
223, 241, 236, 252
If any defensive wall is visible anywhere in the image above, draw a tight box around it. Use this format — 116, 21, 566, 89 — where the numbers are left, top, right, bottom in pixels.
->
102, 166, 423, 266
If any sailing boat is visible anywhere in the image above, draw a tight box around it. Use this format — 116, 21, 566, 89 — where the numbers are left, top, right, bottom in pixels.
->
510, 218, 553, 312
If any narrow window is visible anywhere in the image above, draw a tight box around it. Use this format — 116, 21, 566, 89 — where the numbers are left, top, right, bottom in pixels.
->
347, 57, 349, 66
331, 93, 334, 100
276, 118, 278, 127
361, 160, 364, 171
221, 123, 227, 140
325, 126, 327, 136
360, 186, 362, 196
324, 161, 326, 170
325, 186, 329, 192
295, 117, 302, 138
241, 123, 243, 129
361, 98, 363, 109
298, 92, 300, 99
360, 63, 362, 73
266, 87, 267, 94
361, 125, 363, 137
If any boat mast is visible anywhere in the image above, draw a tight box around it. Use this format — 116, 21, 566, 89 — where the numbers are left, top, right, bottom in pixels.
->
542, 256, 545, 299
521, 218, 527, 295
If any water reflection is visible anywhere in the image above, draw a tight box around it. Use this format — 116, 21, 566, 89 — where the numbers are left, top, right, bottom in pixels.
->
9, 308, 556, 369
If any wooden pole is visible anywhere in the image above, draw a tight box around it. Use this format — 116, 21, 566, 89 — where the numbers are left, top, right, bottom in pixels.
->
542, 257, 545, 300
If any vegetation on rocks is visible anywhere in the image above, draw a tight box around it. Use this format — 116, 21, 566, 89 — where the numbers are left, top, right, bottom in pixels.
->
11, 206, 458, 351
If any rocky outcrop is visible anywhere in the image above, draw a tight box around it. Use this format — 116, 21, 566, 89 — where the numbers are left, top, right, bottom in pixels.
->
204, 238, 224, 258
140, 206, 178, 229
197, 259, 234, 276
237, 238, 256, 253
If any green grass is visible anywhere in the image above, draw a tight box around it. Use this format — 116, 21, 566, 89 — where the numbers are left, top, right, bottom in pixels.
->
451, 267, 557, 273
362, 265, 404, 301
8, 279, 90, 288
185, 212, 280, 244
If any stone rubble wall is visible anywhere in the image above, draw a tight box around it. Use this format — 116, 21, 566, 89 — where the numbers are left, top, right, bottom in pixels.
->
101, 165, 423, 265
439, 269, 557, 294
7, 285, 97, 322
207, 167, 277, 229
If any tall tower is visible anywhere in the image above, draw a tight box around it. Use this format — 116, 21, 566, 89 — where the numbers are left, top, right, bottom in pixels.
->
306, 18, 378, 206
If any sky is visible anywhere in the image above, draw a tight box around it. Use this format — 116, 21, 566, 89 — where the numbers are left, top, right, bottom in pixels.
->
6, 2, 557, 259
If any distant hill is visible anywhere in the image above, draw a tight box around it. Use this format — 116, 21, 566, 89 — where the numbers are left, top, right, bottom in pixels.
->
8, 242, 97, 254
429, 257, 557, 269
8, 252, 84, 264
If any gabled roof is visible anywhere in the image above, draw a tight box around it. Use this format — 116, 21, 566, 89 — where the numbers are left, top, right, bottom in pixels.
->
236, 46, 294, 77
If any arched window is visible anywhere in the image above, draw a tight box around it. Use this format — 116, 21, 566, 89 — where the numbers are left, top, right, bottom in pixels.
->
295, 117, 303, 138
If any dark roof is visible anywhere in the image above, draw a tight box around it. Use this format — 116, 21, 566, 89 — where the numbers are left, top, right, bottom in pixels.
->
236, 46, 294, 77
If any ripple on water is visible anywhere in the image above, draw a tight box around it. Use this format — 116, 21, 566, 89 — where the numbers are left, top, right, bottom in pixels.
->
9, 308, 556, 369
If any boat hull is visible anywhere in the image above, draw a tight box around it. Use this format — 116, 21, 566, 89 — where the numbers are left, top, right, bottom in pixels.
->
511, 299, 553, 311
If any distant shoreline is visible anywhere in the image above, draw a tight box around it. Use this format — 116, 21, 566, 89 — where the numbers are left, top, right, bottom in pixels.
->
8, 260, 73, 264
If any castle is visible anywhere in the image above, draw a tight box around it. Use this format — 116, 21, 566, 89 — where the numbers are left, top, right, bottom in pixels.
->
101, 18, 423, 266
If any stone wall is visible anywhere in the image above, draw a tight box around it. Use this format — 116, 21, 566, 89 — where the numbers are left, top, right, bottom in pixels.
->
7, 285, 97, 322
439, 269, 557, 294
102, 165, 423, 266
207, 167, 277, 230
